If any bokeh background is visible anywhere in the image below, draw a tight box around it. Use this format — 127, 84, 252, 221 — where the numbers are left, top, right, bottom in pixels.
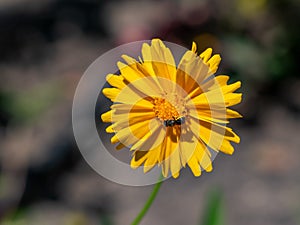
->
0, 0, 299, 225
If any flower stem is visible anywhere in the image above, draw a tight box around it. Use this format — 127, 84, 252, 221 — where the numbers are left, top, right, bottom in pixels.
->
131, 174, 164, 225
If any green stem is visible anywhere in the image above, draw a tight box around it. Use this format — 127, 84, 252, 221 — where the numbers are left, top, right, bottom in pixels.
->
131, 174, 164, 225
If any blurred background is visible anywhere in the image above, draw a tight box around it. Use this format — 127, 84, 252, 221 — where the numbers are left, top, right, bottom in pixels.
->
0, 0, 299, 224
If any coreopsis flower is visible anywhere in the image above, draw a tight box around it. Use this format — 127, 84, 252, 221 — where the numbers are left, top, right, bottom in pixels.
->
101, 39, 242, 178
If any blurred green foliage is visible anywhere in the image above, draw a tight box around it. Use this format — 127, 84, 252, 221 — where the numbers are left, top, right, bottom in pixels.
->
0, 81, 62, 125
1, 208, 28, 225
200, 189, 224, 225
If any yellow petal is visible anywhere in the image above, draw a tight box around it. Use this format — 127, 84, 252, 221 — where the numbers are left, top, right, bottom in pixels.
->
207, 54, 221, 74
226, 109, 242, 118
142, 39, 177, 89
102, 88, 121, 101
188, 107, 242, 124
222, 81, 241, 94
121, 54, 165, 91
111, 111, 155, 132
215, 75, 230, 86
105, 125, 114, 133
177, 50, 210, 93
195, 75, 232, 97
191, 42, 197, 53
110, 101, 156, 133
199, 48, 212, 63
130, 120, 163, 151
125, 76, 163, 98
121, 54, 137, 65
142, 144, 163, 173
172, 172, 180, 178
111, 135, 119, 144
224, 93, 242, 107
185, 139, 213, 175
163, 127, 182, 177
178, 130, 199, 167
143, 155, 158, 173
131, 150, 147, 168
196, 145, 212, 172
219, 139, 234, 155
152, 39, 176, 78
187, 88, 225, 110
203, 163, 213, 172
187, 84, 242, 109
117, 61, 144, 83
141, 43, 156, 76
187, 156, 201, 177
169, 147, 181, 178
113, 119, 156, 148
101, 110, 112, 122
188, 107, 229, 124
111, 99, 153, 112
106, 74, 126, 89
112, 84, 147, 104
188, 117, 240, 152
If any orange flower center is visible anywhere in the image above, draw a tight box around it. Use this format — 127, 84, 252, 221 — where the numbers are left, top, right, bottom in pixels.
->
152, 94, 186, 121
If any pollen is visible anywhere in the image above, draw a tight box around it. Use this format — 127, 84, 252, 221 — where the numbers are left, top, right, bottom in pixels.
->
152, 94, 186, 121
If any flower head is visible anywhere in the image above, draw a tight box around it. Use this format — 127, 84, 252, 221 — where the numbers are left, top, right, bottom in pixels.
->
101, 39, 242, 178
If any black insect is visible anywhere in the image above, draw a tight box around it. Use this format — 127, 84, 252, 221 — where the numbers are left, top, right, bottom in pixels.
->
164, 117, 186, 127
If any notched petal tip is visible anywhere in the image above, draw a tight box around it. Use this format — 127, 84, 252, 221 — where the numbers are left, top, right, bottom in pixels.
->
215, 75, 230, 86
106, 74, 125, 89
208, 54, 221, 66
105, 125, 114, 133
151, 38, 164, 50
200, 48, 213, 62
117, 61, 127, 70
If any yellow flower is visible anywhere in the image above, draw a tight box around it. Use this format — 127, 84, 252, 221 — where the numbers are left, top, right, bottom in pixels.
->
101, 39, 242, 178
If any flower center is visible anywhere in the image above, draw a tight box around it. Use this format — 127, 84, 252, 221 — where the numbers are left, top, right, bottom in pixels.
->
152, 94, 186, 121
